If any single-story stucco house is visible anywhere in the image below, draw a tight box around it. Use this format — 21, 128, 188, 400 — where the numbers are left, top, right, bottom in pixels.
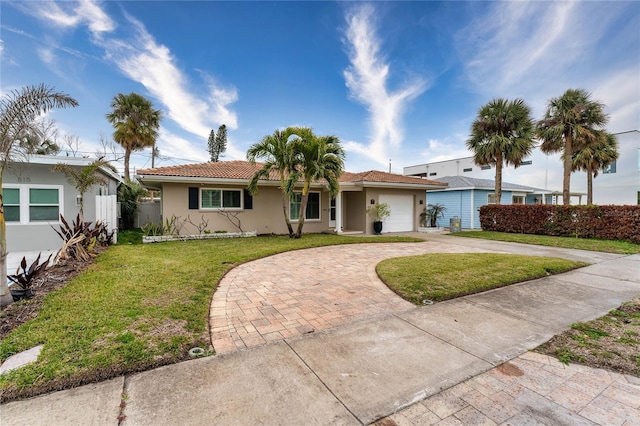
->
425, 175, 585, 230
137, 161, 447, 235
3, 155, 121, 252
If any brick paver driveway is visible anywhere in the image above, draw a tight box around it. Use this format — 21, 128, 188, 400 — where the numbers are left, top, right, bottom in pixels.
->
209, 241, 489, 353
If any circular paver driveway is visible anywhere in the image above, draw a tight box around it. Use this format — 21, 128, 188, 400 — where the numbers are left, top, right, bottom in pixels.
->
209, 241, 488, 353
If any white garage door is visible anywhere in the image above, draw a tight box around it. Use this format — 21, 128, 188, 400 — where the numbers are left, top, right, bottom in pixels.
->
379, 194, 414, 232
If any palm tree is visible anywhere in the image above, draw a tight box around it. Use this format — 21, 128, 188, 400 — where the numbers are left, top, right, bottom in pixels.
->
537, 89, 608, 205
106, 93, 162, 181
52, 157, 116, 216
0, 84, 78, 306
466, 98, 536, 204
287, 128, 345, 238
247, 128, 298, 238
571, 131, 618, 205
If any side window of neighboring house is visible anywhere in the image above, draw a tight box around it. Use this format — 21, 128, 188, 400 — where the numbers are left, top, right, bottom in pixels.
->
512, 195, 525, 204
29, 188, 60, 221
290, 192, 320, 221
3, 186, 62, 223
487, 193, 497, 204
3, 188, 20, 222
200, 189, 242, 209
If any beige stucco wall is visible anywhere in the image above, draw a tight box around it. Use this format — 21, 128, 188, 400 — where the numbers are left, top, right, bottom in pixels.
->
342, 191, 366, 232
159, 183, 331, 235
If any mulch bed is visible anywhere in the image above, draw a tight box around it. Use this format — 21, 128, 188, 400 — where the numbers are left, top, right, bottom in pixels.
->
1, 255, 98, 341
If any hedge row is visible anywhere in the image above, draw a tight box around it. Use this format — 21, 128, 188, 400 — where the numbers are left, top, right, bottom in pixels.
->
479, 205, 640, 244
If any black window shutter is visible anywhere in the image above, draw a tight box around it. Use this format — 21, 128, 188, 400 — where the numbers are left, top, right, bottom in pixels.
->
188, 187, 199, 209
243, 189, 253, 210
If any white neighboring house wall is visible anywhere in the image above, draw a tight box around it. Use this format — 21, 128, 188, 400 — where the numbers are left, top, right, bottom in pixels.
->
404, 130, 640, 206
3, 155, 122, 252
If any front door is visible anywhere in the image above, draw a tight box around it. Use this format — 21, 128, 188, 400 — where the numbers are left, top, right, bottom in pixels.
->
329, 198, 336, 228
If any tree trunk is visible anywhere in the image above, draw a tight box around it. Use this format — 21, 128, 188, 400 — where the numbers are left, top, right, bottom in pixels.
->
495, 155, 503, 205
294, 182, 310, 238
563, 132, 573, 206
151, 142, 156, 168
587, 163, 593, 205
0, 177, 14, 306
280, 183, 294, 238
124, 149, 132, 181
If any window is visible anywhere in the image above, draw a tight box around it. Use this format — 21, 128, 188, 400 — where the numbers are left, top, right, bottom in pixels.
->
463, 168, 472, 172
512, 195, 525, 204
3, 188, 20, 222
603, 162, 616, 174
480, 165, 491, 170
429, 172, 437, 176
290, 192, 320, 221
29, 188, 59, 221
521, 160, 532, 166
487, 193, 497, 204
201, 189, 241, 209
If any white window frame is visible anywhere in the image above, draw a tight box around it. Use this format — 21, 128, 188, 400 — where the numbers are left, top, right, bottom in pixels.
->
4, 184, 64, 225
487, 193, 497, 204
290, 191, 321, 222
200, 188, 243, 210
512, 194, 526, 205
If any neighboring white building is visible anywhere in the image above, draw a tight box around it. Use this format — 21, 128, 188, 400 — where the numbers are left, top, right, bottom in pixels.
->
404, 130, 640, 206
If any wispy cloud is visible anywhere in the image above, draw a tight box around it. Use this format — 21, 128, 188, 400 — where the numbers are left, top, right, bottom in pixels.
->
19, 0, 241, 160
342, 4, 428, 168
455, 2, 632, 104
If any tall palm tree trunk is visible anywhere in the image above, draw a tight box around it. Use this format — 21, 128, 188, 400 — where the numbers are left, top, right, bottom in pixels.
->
0, 178, 13, 306
294, 184, 310, 238
280, 183, 294, 238
563, 132, 573, 206
124, 149, 132, 181
586, 163, 593, 205
495, 154, 503, 205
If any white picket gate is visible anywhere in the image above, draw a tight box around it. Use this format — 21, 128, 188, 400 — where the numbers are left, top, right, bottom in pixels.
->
95, 195, 118, 244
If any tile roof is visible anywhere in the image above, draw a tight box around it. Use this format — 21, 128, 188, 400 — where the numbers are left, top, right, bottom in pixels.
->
138, 161, 280, 181
138, 161, 445, 187
339, 170, 443, 186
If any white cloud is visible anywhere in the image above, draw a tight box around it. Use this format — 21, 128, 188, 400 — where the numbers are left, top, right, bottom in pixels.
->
455, 1, 630, 102
592, 67, 640, 133
342, 4, 428, 168
23, 1, 241, 161
29, 0, 115, 37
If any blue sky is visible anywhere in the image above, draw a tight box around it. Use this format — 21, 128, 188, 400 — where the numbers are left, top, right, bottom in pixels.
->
1, 1, 639, 183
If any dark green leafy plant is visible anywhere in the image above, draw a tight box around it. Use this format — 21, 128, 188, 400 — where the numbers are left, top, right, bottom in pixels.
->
118, 180, 147, 230
8, 253, 51, 291
52, 214, 111, 262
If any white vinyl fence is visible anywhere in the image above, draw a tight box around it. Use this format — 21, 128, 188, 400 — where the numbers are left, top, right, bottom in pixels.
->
95, 195, 118, 244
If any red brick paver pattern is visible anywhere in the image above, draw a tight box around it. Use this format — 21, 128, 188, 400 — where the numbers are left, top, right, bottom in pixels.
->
377, 352, 640, 425
209, 242, 488, 353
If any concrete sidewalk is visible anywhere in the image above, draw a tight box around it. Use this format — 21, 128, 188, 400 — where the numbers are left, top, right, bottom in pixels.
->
1, 239, 639, 425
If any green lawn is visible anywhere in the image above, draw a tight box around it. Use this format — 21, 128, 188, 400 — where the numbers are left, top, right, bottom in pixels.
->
0, 234, 419, 400
377, 253, 587, 304
451, 231, 640, 255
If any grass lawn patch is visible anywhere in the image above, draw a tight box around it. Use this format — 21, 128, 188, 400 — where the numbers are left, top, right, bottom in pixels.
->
536, 297, 640, 377
0, 234, 419, 401
377, 253, 586, 304
451, 231, 640, 255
